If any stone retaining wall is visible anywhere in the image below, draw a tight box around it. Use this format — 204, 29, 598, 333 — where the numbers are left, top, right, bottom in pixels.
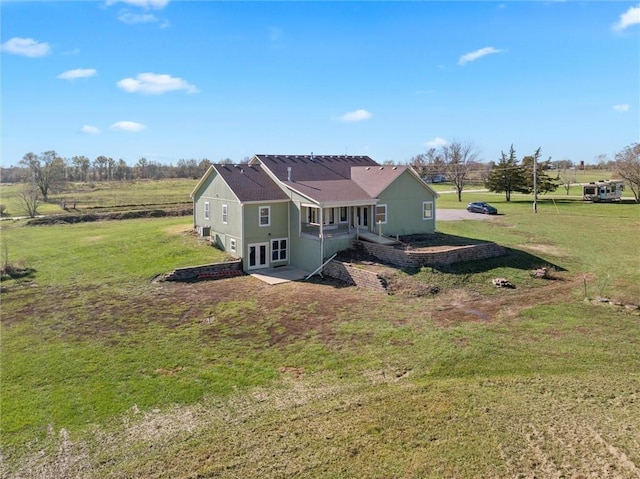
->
322, 260, 388, 293
162, 259, 243, 282
357, 241, 506, 268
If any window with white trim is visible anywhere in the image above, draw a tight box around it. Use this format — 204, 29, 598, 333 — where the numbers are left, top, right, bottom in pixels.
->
222, 204, 228, 224
204, 201, 210, 220
259, 206, 271, 226
375, 204, 387, 224
307, 207, 319, 224
422, 201, 433, 220
229, 238, 237, 253
271, 238, 287, 261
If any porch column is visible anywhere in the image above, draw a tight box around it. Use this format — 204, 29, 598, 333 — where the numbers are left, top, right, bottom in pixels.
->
319, 207, 323, 238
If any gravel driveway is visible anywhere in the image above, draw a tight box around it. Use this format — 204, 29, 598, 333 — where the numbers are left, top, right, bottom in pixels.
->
437, 209, 496, 221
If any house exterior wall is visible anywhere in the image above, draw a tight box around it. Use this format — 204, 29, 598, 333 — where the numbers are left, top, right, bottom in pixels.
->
286, 191, 359, 272
377, 171, 436, 236
193, 172, 243, 254
287, 200, 320, 272
241, 202, 289, 270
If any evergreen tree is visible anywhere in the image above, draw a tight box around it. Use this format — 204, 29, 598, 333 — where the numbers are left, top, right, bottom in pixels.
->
485, 145, 525, 201
520, 148, 559, 194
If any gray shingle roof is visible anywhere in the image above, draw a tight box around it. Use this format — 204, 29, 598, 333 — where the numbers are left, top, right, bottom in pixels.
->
283, 179, 373, 204
350, 165, 408, 197
254, 154, 379, 182
214, 164, 289, 202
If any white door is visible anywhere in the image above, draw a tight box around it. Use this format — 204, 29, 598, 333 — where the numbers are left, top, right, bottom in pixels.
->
247, 242, 268, 270
355, 206, 369, 228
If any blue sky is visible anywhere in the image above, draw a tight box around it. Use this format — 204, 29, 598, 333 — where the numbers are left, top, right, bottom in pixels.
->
1, 1, 639, 167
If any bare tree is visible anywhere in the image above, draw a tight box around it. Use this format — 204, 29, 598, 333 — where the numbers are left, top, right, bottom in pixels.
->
19, 184, 41, 217
615, 143, 640, 203
559, 175, 572, 195
410, 148, 446, 182
19, 151, 64, 201
442, 141, 480, 202
72, 156, 91, 182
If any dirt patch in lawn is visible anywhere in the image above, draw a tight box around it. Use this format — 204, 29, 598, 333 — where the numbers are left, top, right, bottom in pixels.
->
3, 260, 584, 345
155, 267, 582, 340
163, 275, 386, 346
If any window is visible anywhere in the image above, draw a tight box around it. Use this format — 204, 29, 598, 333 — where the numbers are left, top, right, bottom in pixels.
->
423, 201, 433, 220
323, 208, 335, 225
259, 206, 270, 226
375, 204, 387, 224
307, 207, 319, 224
339, 207, 348, 223
204, 201, 210, 220
229, 238, 236, 253
271, 238, 287, 261
222, 204, 228, 224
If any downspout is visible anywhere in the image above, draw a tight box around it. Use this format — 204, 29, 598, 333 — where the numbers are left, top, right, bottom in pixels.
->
287, 200, 291, 266
305, 253, 336, 280
241, 203, 245, 271
319, 206, 324, 272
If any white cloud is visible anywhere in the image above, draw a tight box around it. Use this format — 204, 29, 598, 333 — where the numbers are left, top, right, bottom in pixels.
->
81, 125, 101, 135
110, 121, 147, 132
0, 37, 50, 57
118, 11, 159, 24
58, 68, 97, 80
458, 46, 504, 65
613, 5, 640, 31
334, 109, 372, 122
106, 0, 169, 10
117, 72, 198, 94
613, 104, 630, 112
426, 137, 449, 148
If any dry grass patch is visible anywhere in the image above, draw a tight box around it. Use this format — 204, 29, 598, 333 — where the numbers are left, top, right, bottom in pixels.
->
516, 242, 567, 257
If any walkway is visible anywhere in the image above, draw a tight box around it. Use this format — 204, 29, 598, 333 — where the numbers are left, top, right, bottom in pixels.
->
250, 266, 310, 285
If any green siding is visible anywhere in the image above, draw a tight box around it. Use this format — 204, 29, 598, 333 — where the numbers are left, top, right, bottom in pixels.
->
193, 172, 243, 254
193, 167, 436, 272
242, 202, 289, 270
377, 171, 436, 235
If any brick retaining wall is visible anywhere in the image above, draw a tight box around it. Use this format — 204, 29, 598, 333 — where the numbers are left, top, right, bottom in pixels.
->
322, 260, 388, 293
162, 259, 243, 282
357, 241, 506, 268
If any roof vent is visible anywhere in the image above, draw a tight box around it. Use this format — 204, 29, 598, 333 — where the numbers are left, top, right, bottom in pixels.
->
287, 166, 293, 182
310, 152, 315, 162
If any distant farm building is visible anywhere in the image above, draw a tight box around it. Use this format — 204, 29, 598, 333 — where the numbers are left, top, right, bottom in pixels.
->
583, 180, 625, 202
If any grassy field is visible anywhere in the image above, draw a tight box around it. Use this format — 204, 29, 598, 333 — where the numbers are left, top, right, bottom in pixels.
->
0, 179, 195, 217
1, 180, 639, 478
0, 168, 622, 217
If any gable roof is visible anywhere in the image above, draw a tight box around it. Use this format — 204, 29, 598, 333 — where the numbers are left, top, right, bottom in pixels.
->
351, 165, 439, 198
191, 164, 289, 203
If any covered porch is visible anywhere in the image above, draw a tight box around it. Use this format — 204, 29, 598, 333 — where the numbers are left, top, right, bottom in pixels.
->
300, 203, 379, 239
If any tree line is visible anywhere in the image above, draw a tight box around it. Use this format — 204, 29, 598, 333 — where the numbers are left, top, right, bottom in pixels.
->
1, 153, 223, 193
4, 141, 639, 210
409, 140, 639, 203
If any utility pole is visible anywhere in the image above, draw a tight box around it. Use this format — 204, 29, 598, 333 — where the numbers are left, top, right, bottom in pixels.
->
533, 154, 538, 213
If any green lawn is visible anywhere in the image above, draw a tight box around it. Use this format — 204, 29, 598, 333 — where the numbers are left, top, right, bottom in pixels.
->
1, 195, 639, 478
0, 179, 195, 217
